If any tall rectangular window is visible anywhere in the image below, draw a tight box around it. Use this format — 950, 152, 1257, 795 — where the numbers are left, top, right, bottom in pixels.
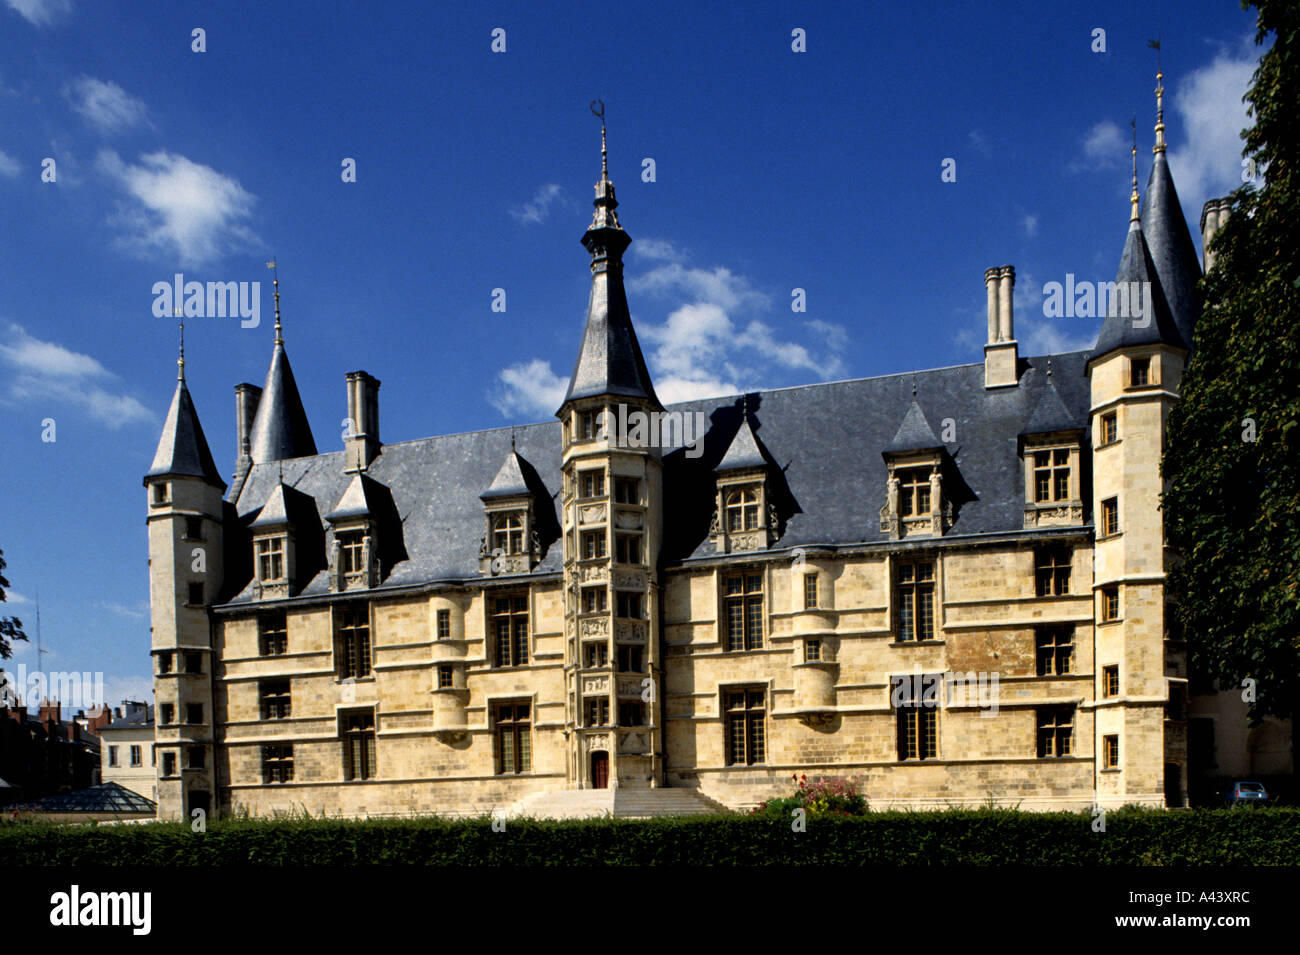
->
899, 468, 931, 517
339, 532, 365, 574
1101, 586, 1120, 622
581, 531, 606, 560
437, 665, 454, 689
495, 702, 531, 774
724, 689, 766, 765
162, 752, 176, 776
256, 536, 284, 581
803, 573, 818, 610
491, 595, 529, 667
1131, 357, 1150, 387
1102, 665, 1119, 698
260, 679, 291, 720
159, 703, 174, 725
615, 591, 643, 619
584, 642, 609, 668
1035, 548, 1072, 596
1037, 706, 1074, 757
341, 711, 376, 781
1100, 412, 1118, 446
337, 605, 372, 679
1103, 734, 1120, 769
616, 645, 643, 672
129, 744, 142, 766
108, 745, 119, 767
259, 611, 288, 656
184, 652, 202, 674
1101, 498, 1119, 536
804, 638, 821, 662
436, 609, 451, 640
1033, 449, 1071, 502
188, 582, 204, 605
896, 708, 938, 760
726, 489, 761, 531
896, 561, 935, 641
263, 744, 294, 783
581, 587, 607, 614
615, 534, 642, 565
184, 516, 203, 540
157, 652, 172, 674
584, 697, 609, 726
1035, 627, 1073, 676
723, 573, 764, 651
614, 478, 640, 504
187, 746, 205, 770
579, 470, 605, 500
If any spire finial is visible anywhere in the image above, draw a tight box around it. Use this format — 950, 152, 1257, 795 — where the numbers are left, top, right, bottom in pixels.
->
510, 427, 516, 451
266, 258, 282, 345
278, 458, 284, 484
591, 99, 607, 179
1129, 114, 1140, 222
911, 376, 917, 399
1046, 356, 1053, 379
1148, 38, 1166, 154
177, 315, 186, 382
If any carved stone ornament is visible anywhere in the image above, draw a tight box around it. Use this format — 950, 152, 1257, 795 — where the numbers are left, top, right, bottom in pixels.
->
579, 504, 606, 524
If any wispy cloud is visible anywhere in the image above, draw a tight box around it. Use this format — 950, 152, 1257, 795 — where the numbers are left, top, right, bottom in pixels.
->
491, 245, 851, 415
97, 149, 258, 264
1018, 319, 1098, 356
1079, 120, 1126, 168
0, 322, 153, 428
1022, 213, 1038, 237
95, 600, 147, 620
66, 77, 148, 134
488, 358, 568, 418
510, 183, 567, 225
1169, 36, 1261, 217
3, 0, 72, 28
0, 149, 19, 177
968, 129, 992, 158
4, 590, 31, 606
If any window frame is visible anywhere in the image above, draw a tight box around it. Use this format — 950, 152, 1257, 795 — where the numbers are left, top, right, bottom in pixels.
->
1101, 498, 1119, 537
1102, 665, 1119, 698
895, 560, 936, 642
724, 688, 766, 766
494, 701, 532, 775
336, 604, 373, 680
1035, 547, 1072, 597
1035, 626, 1074, 676
490, 594, 529, 668
341, 710, 376, 781
722, 572, 764, 651
1036, 705, 1075, 758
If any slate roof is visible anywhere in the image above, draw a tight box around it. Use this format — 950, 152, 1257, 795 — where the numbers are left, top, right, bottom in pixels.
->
1141, 151, 1203, 352
327, 473, 385, 521
17, 781, 156, 814
716, 416, 767, 471
884, 400, 944, 454
1021, 376, 1081, 435
1093, 217, 1185, 358
481, 451, 532, 499
248, 340, 318, 463
217, 351, 1093, 605
146, 380, 225, 489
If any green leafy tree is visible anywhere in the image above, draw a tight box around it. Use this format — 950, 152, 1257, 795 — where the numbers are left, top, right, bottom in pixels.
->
1163, 1, 1300, 749
0, 548, 29, 660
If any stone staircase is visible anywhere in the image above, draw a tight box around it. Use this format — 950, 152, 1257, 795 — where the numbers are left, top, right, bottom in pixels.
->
506, 786, 731, 820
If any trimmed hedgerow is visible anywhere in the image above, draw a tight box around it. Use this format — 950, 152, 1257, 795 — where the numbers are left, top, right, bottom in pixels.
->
2, 807, 1298, 866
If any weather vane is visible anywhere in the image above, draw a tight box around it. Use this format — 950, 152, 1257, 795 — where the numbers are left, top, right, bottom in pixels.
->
590, 99, 608, 175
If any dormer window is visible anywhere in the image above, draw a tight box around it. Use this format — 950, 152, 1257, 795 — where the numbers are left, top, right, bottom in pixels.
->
1032, 449, 1070, 503
338, 532, 365, 574
726, 488, 761, 532
898, 468, 931, 517
257, 537, 285, 582
493, 513, 525, 555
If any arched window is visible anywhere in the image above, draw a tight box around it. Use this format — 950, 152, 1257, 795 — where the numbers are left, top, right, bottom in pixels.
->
492, 513, 524, 554
726, 488, 760, 532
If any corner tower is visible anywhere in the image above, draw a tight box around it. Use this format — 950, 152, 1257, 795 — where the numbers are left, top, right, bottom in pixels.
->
1087, 110, 1191, 808
145, 326, 225, 821
557, 105, 664, 792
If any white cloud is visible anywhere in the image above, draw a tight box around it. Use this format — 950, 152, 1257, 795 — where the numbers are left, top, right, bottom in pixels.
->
488, 358, 568, 418
3, 0, 72, 27
1022, 214, 1038, 237
4, 590, 31, 606
969, 129, 992, 158
0, 323, 153, 428
97, 150, 258, 264
1082, 120, 1126, 167
632, 238, 683, 262
96, 601, 147, 620
491, 245, 850, 416
629, 262, 769, 312
0, 149, 19, 177
1018, 319, 1098, 356
101, 674, 155, 708
1168, 38, 1260, 217
66, 76, 148, 134
510, 183, 566, 225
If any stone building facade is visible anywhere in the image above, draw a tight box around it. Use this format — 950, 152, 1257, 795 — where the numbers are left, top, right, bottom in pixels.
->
144, 84, 1290, 820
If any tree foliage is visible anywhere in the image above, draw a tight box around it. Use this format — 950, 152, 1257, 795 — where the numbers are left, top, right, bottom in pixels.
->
1163, 0, 1300, 722
0, 549, 29, 661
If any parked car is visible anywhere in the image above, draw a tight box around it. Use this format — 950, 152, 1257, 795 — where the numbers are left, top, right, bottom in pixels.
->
1224, 781, 1270, 807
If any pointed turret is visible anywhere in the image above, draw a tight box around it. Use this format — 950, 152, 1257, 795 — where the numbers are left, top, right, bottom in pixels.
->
1140, 69, 1203, 352
1094, 131, 1184, 359
246, 268, 318, 464
561, 108, 658, 409
146, 322, 225, 490
481, 449, 532, 500
716, 412, 767, 473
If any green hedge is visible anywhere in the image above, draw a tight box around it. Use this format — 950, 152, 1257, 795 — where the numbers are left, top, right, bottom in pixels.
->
3, 807, 1299, 866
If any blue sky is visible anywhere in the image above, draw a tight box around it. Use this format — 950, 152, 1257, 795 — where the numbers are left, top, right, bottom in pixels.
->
0, 0, 1265, 708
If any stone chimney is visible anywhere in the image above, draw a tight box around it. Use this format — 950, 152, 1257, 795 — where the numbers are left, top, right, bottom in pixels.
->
345, 371, 381, 472
1200, 197, 1230, 273
984, 264, 1019, 388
